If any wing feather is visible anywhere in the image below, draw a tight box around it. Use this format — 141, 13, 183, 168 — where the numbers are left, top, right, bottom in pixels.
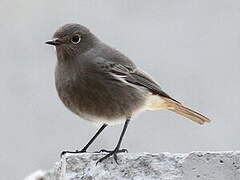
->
95, 57, 178, 102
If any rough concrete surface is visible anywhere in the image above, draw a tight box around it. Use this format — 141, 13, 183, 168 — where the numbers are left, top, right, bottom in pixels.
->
27, 152, 240, 180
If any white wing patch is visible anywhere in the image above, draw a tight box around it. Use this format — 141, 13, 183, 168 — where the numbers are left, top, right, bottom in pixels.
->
110, 73, 147, 91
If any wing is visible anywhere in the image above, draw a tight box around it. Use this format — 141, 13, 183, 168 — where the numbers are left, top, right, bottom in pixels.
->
94, 57, 178, 102
127, 69, 176, 101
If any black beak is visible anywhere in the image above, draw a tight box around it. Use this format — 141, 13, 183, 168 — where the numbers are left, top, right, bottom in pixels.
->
45, 38, 63, 46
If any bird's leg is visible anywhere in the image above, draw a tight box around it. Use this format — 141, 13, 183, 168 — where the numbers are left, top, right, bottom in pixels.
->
61, 124, 107, 157
96, 118, 130, 164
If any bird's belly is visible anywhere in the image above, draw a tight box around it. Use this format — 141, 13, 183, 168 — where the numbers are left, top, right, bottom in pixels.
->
56, 82, 148, 125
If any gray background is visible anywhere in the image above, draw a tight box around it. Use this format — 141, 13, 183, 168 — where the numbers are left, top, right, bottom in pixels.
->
1, 0, 240, 179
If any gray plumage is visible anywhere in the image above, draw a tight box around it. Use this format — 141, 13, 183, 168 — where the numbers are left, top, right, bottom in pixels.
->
47, 23, 210, 126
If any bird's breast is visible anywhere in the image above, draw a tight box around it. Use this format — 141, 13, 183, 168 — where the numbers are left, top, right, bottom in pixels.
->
55, 63, 148, 124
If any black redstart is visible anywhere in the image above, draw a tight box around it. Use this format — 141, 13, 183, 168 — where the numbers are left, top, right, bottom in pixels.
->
46, 24, 210, 164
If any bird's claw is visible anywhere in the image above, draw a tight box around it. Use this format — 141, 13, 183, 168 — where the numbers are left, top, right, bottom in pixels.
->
96, 148, 128, 165
96, 148, 128, 153
60, 149, 86, 158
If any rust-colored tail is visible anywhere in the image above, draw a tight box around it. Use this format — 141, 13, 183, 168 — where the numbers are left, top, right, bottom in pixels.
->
163, 97, 211, 125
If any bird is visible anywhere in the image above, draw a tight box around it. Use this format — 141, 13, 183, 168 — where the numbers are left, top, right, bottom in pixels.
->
46, 23, 210, 164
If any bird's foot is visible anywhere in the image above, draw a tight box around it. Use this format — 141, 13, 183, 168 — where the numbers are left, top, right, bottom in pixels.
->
96, 148, 128, 165
96, 148, 128, 153
60, 149, 86, 158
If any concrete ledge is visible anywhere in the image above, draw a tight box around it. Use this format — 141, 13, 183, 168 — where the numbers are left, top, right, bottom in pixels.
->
30, 151, 240, 180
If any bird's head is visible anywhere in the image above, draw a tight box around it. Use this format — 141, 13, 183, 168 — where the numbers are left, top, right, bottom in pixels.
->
46, 24, 98, 60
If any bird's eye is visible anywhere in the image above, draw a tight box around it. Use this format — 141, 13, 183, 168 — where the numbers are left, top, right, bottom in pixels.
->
71, 35, 81, 44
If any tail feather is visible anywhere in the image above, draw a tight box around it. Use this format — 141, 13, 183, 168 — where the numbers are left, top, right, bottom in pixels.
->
163, 97, 211, 125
